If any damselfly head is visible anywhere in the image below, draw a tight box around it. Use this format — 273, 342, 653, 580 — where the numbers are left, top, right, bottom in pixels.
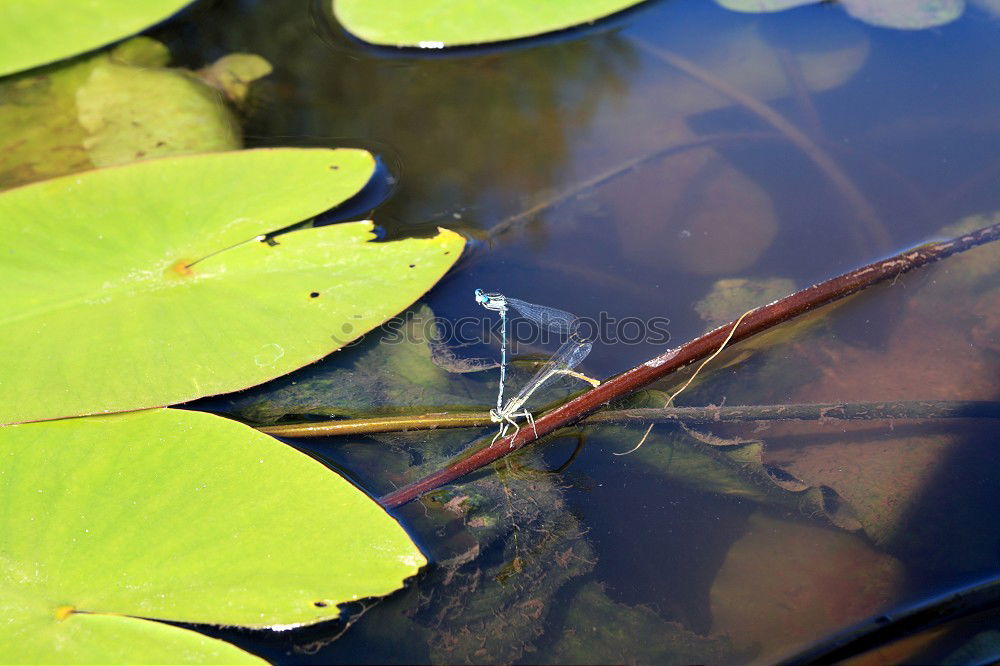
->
475, 289, 506, 311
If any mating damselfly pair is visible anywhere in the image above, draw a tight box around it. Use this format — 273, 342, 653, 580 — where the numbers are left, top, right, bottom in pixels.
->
475, 289, 596, 445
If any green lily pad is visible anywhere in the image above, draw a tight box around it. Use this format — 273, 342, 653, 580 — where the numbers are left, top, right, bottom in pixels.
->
0, 0, 195, 77
331, 0, 647, 47
0, 408, 425, 662
0, 37, 269, 191
0, 148, 465, 425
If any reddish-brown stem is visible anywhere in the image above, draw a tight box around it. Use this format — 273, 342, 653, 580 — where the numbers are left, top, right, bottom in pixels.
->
380, 222, 1000, 509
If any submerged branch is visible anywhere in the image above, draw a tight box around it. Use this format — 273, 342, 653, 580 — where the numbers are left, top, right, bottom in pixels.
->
258, 412, 487, 437
257, 400, 1000, 438
588, 401, 1000, 426
380, 221, 1000, 509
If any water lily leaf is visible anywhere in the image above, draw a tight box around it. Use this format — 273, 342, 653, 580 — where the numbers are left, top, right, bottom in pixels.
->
0, 148, 465, 425
331, 0, 647, 47
0, 37, 268, 191
0, 0, 195, 77
0, 408, 425, 663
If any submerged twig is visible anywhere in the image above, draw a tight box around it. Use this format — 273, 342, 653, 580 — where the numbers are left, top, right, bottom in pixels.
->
379, 221, 1000, 508
586, 401, 1000, 426
257, 412, 487, 437
256, 400, 1000, 438
631, 37, 892, 252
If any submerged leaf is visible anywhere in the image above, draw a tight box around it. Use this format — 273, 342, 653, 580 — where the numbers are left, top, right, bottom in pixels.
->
75, 53, 239, 167
710, 512, 904, 659
0, 149, 465, 424
695, 277, 796, 330
196, 54, 273, 107
223, 304, 491, 424
767, 212, 1000, 571
0, 408, 425, 662
617, 417, 862, 532
0, 0, 194, 77
550, 582, 743, 664
0, 37, 269, 191
332, 0, 647, 47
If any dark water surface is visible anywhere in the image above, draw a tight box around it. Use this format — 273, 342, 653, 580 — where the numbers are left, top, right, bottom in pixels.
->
164, 1, 1000, 663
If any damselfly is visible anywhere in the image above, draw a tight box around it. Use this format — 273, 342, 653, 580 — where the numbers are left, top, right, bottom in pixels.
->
475, 289, 593, 445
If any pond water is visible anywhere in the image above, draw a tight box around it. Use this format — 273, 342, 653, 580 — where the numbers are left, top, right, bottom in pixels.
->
167, 0, 1000, 663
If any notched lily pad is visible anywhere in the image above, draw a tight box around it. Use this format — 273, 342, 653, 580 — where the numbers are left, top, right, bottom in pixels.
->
0, 148, 466, 425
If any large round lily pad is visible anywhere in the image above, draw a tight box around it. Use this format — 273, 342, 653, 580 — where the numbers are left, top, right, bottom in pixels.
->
0, 0, 196, 77
0, 148, 465, 425
0, 408, 426, 662
332, 0, 647, 47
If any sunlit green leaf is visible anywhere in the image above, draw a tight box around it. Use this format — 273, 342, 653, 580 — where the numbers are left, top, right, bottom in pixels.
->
0, 0, 195, 77
0, 37, 268, 192
332, 0, 647, 47
0, 148, 465, 425
0, 408, 425, 662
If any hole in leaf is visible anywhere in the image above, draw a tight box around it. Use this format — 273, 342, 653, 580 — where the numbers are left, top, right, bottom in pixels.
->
408, 264, 416, 268
310, 292, 320, 298
329, 165, 339, 170
313, 601, 328, 608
